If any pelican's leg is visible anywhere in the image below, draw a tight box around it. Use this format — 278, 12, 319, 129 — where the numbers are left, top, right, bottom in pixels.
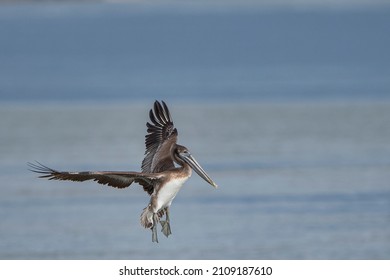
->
152, 213, 159, 243
160, 207, 172, 237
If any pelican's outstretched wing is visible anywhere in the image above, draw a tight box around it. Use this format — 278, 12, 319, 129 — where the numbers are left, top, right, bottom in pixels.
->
28, 162, 161, 191
141, 100, 178, 173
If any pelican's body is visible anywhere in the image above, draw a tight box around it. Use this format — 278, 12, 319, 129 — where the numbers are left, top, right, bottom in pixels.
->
154, 173, 189, 212
29, 101, 217, 243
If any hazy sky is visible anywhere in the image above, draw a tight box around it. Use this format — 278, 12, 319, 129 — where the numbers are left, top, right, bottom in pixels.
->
109, 0, 390, 9
1, 0, 390, 10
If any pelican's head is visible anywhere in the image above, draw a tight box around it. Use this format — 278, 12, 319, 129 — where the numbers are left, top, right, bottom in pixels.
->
175, 145, 218, 188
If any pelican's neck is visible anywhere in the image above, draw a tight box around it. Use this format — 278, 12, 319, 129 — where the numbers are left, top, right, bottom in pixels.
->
181, 162, 192, 178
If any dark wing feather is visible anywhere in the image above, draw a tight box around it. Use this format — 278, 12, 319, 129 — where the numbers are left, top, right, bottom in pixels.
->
141, 100, 178, 173
28, 162, 160, 193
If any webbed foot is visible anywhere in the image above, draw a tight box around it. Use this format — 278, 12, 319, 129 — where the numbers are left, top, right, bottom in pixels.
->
160, 220, 172, 237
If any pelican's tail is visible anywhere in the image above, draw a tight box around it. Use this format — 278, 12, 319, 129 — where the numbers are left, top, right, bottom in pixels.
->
140, 205, 154, 228
140, 205, 165, 229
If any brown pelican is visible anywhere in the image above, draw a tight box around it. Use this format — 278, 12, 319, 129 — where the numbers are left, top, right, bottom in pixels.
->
28, 101, 218, 243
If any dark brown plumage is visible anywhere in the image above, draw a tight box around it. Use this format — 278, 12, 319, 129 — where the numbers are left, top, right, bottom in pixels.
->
142, 101, 178, 173
27, 161, 159, 189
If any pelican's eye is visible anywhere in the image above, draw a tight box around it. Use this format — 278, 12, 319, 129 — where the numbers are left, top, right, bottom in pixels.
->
179, 150, 190, 157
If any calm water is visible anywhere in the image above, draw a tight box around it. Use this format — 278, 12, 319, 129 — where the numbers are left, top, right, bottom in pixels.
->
0, 2, 390, 259
1, 102, 389, 259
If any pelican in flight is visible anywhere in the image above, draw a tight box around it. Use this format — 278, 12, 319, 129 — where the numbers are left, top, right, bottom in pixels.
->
29, 101, 218, 243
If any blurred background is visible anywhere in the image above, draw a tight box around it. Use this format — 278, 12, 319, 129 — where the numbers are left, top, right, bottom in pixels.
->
0, 0, 389, 259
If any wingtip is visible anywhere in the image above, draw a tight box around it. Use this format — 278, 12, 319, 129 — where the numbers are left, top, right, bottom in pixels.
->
27, 160, 43, 171
153, 100, 165, 105
27, 161, 58, 178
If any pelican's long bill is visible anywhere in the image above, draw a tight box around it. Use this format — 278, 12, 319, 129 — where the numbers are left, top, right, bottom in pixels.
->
179, 152, 218, 188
